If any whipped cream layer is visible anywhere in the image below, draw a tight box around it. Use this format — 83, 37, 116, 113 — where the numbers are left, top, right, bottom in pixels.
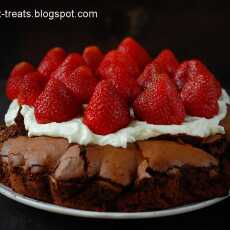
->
5, 99, 20, 127
5, 89, 230, 148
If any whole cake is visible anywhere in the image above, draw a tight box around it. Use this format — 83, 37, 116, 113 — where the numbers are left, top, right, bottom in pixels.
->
0, 37, 230, 212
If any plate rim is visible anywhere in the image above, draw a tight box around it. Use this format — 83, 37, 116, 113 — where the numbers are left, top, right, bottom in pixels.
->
0, 184, 228, 219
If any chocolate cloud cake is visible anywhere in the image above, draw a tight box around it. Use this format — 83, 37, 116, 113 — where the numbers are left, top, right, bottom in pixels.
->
0, 37, 230, 212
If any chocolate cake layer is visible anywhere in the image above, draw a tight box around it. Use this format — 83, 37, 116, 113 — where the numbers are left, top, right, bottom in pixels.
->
1, 133, 229, 212
221, 106, 230, 143
0, 115, 26, 185
0, 113, 25, 144
116, 166, 227, 211
116, 141, 228, 211
137, 140, 218, 173
50, 144, 140, 210
1, 136, 69, 201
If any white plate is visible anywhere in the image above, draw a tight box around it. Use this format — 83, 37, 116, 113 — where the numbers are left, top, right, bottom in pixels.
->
0, 184, 228, 219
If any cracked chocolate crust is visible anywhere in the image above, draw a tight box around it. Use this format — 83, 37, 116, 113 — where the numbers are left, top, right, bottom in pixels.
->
116, 165, 227, 211
0, 114, 26, 186
0, 113, 26, 143
0, 126, 229, 211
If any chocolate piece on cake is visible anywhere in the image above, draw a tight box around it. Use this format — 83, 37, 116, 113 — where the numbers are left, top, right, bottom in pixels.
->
49, 145, 88, 207
0, 113, 26, 144
221, 105, 230, 145
116, 140, 228, 211
0, 134, 229, 211
149, 133, 227, 159
50, 144, 140, 210
200, 105, 230, 159
0, 114, 26, 185
219, 106, 230, 182
0, 136, 69, 201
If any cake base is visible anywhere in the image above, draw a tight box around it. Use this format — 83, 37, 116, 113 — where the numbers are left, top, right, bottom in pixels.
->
0, 122, 230, 212
0, 183, 228, 218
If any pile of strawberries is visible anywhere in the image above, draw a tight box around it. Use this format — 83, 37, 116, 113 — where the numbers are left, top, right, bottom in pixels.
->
6, 37, 222, 135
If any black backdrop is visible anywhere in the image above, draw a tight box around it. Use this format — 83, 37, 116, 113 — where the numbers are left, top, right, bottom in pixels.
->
0, 0, 230, 229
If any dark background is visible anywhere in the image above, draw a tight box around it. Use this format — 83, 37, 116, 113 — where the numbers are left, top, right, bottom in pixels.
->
0, 0, 230, 229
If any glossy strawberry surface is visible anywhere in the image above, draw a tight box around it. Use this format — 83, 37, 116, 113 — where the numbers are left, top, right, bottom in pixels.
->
18, 71, 46, 106
98, 50, 140, 80
133, 74, 185, 125
83, 46, 104, 72
38, 47, 66, 79
118, 37, 151, 70
61, 65, 98, 104
109, 69, 142, 103
155, 49, 179, 78
6, 62, 34, 100
83, 80, 131, 135
34, 79, 81, 123
51, 53, 86, 82
181, 74, 219, 118
174, 59, 221, 98
137, 60, 164, 89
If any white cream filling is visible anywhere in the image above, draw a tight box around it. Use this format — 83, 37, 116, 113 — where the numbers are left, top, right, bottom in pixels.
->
5, 89, 230, 148
4, 99, 20, 126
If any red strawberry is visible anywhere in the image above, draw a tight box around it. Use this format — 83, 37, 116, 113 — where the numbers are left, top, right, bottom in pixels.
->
181, 74, 219, 118
83, 46, 104, 71
38, 47, 66, 79
133, 74, 185, 125
109, 69, 142, 103
173, 60, 189, 90
174, 59, 221, 97
98, 50, 140, 80
83, 80, 131, 135
51, 53, 86, 82
6, 62, 34, 100
10, 62, 34, 78
155, 49, 179, 78
213, 79, 222, 98
34, 79, 81, 123
18, 72, 46, 106
118, 37, 151, 70
137, 60, 164, 88
174, 60, 208, 90
61, 65, 98, 104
